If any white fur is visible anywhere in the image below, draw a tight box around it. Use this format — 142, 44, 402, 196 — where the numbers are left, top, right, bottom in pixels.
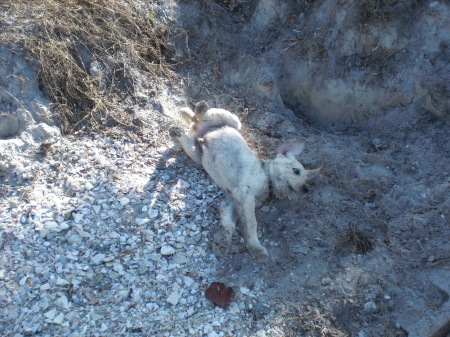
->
170, 103, 320, 262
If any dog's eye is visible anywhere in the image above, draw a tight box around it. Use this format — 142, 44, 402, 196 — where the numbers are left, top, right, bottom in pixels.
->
292, 168, 300, 175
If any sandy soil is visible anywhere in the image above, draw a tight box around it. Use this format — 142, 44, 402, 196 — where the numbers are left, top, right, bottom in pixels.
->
166, 1, 450, 335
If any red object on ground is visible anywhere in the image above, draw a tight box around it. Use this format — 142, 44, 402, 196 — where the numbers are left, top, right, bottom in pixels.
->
204, 282, 235, 309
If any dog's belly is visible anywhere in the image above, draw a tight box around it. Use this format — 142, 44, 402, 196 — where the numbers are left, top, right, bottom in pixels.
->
201, 128, 266, 196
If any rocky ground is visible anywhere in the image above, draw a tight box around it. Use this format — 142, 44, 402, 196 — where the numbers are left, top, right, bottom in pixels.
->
1, 1, 449, 337
0, 125, 268, 336
1, 103, 449, 337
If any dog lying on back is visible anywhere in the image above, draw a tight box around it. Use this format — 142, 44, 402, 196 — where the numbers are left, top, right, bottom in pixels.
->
170, 101, 320, 262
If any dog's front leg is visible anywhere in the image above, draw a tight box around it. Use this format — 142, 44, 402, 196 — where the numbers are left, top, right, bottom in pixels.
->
235, 191, 269, 263
213, 195, 236, 256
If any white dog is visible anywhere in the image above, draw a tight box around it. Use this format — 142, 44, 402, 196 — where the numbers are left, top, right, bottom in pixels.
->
170, 101, 320, 262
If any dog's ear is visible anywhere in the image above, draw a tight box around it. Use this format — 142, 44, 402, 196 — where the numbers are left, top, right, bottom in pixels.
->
306, 167, 321, 183
278, 141, 305, 157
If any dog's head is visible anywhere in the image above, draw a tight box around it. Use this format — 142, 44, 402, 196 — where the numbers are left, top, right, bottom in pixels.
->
269, 141, 321, 198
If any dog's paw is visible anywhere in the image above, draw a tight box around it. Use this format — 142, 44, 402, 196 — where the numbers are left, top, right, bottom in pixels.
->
194, 100, 209, 116
169, 126, 182, 138
212, 232, 231, 256
250, 245, 269, 263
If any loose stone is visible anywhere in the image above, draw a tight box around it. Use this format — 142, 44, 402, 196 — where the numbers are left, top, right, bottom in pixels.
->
167, 292, 182, 305
54, 295, 70, 310
161, 245, 175, 256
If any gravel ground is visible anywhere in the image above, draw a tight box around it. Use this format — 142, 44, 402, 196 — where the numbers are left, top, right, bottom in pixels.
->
0, 130, 279, 337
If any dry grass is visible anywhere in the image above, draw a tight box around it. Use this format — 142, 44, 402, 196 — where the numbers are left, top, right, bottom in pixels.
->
276, 303, 348, 337
336, 223, 374, 255
357, 0, 425, 24
0, 0, 174, 133
283, 26, 329, 60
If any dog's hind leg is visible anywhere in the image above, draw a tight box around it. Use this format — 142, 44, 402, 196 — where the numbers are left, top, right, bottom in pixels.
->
194, 100, 209, 117
179, 107, 195, 125
169, 126, 202, 166
213, 195, 236, 256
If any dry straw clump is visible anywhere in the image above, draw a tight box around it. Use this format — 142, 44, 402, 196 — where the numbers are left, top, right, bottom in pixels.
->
0, 0, 174, 133
357, 0, 425, 24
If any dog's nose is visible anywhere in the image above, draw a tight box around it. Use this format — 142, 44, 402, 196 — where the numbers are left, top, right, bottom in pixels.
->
302, 185, 309, 193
